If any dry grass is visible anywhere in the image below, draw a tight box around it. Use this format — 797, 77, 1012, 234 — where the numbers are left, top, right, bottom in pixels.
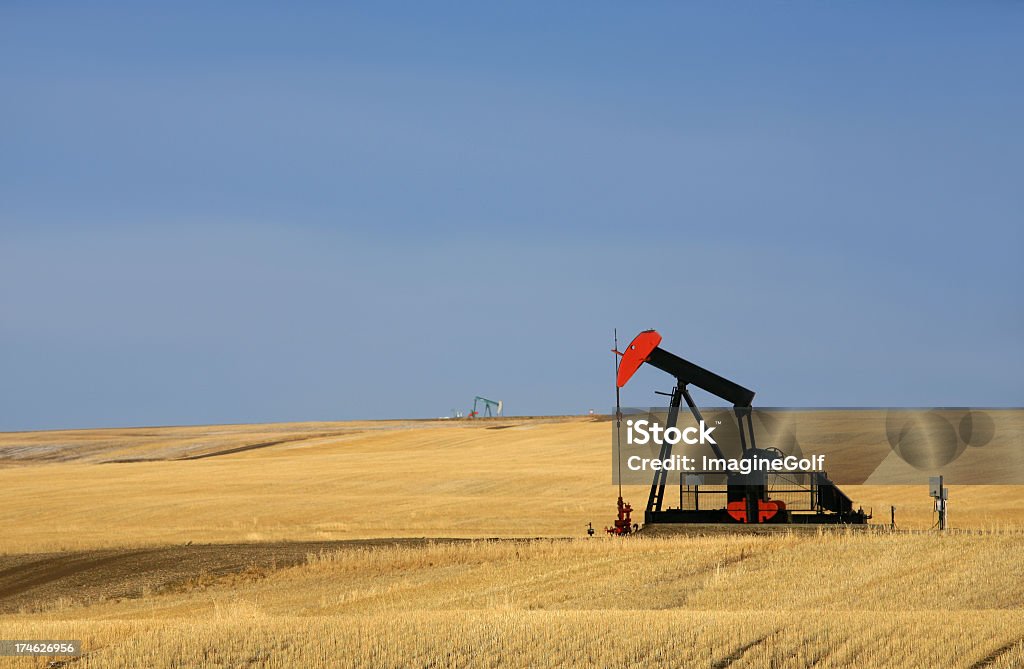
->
0, 417, 610, 553
1, 416, 1021, 554
2, 534, 1023, 668
1, 416, 1022, 667
2, 611, 1022, 669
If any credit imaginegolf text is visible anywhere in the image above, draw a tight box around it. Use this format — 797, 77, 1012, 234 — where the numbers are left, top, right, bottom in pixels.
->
621, 419, 826, 474
625, 453, 827, 475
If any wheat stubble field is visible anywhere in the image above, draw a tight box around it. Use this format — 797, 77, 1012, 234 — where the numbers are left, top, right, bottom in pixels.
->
1, 415, 1023, 668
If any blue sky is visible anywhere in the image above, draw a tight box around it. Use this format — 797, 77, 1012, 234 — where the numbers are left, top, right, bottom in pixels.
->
1, 3, 1021, 430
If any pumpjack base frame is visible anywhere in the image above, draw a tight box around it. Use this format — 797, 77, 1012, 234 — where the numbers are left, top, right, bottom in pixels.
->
645, 509, 871, 525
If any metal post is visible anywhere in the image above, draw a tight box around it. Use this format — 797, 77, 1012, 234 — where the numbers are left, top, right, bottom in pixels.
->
939, 475, 946, 531
929, 476, 947, 531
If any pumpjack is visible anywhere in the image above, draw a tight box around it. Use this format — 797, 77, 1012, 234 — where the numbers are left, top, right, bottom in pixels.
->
615, 330, 870, 526
468, 396, 503, 418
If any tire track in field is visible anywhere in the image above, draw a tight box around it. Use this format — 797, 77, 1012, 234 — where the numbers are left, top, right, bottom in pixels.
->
711, 633, 774, 669
176, 432, 343, 460
968, 638, 1024, 669
97, 431, 352, 463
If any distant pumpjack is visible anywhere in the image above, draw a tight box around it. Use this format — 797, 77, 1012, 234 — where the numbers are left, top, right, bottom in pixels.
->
468, 396, 503, 418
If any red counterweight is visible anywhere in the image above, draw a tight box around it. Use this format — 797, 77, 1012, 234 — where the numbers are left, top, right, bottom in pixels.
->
726, 498, 787, 523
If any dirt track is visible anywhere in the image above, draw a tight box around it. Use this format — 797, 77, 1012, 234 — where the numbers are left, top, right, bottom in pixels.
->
0, 538, 470, 614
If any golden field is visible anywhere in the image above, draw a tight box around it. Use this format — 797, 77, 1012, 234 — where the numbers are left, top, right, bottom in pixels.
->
1, 415, 1023, 668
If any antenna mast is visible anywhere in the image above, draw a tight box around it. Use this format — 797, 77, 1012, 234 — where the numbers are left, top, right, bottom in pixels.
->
614, 328, 622, 497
